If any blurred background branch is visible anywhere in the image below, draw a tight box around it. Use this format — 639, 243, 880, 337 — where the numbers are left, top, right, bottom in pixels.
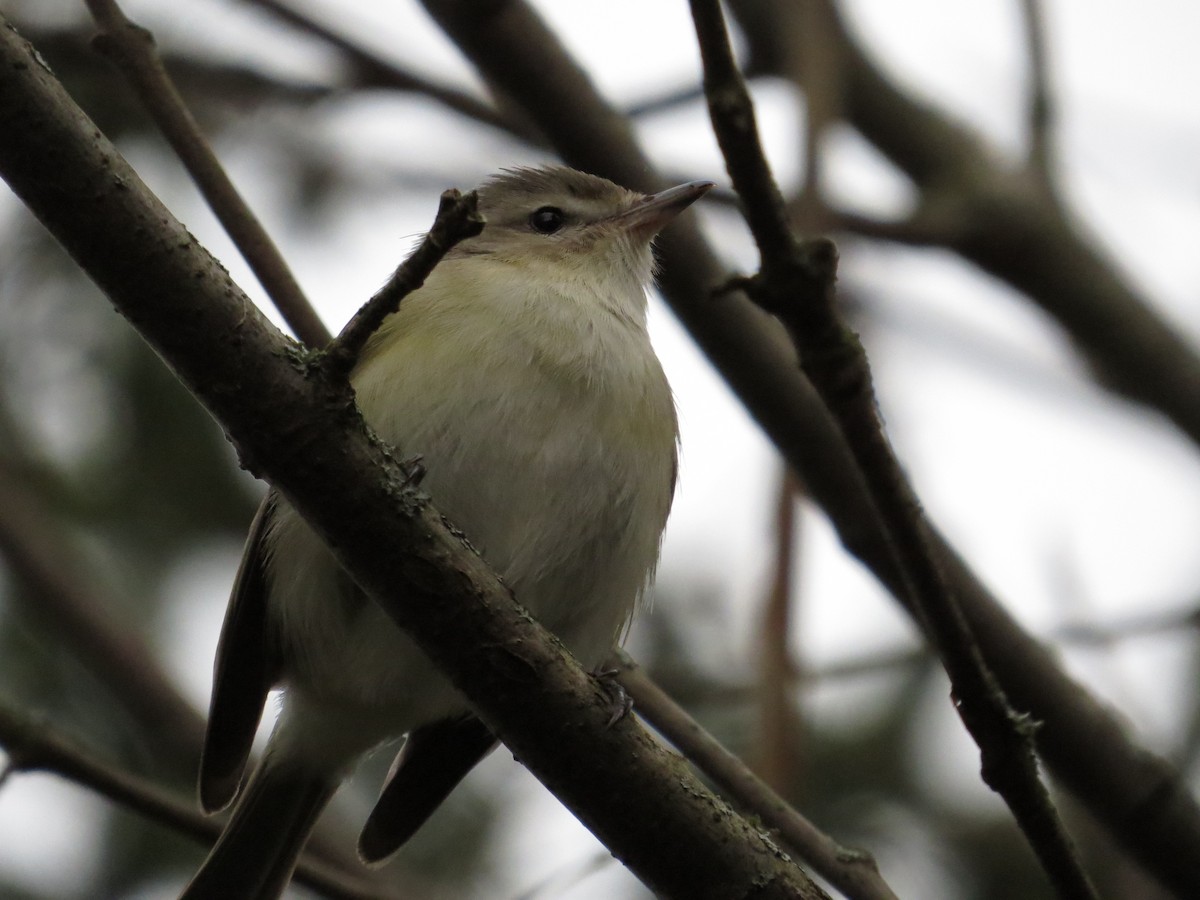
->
0, 699, 402, 899
0, 1, 1196, 898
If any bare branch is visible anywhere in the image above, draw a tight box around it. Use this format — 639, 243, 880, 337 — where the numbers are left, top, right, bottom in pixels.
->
688, 2, 1097, 897
1018, 0, 1056, 182
755, 469, 805, 790
324, 188, 482, 379
239, 0, 540, 145
795, 1, 842, 223
0, 700, 404, 900
615, 653, 900, 900
0, 472, 206, 764
84, 0, 330, 346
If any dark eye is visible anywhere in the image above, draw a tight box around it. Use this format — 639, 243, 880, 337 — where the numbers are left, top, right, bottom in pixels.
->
529, 206, 566, 234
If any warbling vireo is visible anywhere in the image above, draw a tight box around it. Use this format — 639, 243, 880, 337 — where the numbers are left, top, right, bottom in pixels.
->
182, 166, 713, 898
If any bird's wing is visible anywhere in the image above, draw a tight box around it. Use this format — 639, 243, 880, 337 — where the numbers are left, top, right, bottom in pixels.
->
199, 490, 283, 813
358, 715, 499, 862
183, 753, 337, 899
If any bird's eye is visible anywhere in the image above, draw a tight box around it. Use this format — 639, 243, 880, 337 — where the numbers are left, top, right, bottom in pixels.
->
529, 206, 566, 234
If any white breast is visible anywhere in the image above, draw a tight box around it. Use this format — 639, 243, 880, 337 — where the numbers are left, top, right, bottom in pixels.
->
266, 255, 677, 743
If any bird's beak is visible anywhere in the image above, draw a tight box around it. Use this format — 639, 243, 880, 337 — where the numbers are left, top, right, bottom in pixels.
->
612, 180, 715, 238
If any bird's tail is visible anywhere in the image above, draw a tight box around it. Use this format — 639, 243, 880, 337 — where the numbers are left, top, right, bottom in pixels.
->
182, 757, 338, 900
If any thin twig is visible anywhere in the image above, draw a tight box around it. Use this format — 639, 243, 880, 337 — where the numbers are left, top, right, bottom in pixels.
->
755, 468, 804, 790
510, 851, 615, 900
323, 188, 482, 378
0, 472, 206, 765
239, 0, 540, 145
0, 700, 404, 900
687, 2, 1097, 898
802, 602, 1200, 685
794, 0, 841, 225
614, 652, 900, 900
1018, 0, 1056, 183
84, 0, 330, 346
624, 82, 707, 118
661, 601, 1200, 710
824, 207, 955, 245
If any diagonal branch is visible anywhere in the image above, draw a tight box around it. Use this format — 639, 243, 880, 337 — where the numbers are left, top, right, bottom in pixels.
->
687, 4, 1096, 898
239, 0, 540, 144
0, 472, 206, 765
615, 652, 900, 900
84, 0, 330, 346
324, 188, 482, 378
0, 700, 403, 900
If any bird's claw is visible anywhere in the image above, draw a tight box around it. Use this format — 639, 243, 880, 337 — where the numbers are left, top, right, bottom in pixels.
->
400, 454, 426, 486
594, 668, 634, 728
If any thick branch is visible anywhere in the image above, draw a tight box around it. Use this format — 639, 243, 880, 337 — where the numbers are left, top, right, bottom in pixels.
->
0, 19, 822, 900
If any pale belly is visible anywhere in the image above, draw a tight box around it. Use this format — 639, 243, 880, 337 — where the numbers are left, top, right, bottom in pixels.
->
263, 338, 675, 756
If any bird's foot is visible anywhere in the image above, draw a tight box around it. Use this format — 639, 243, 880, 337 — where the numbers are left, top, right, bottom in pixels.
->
593, 668, 634, 729
400, 454, 426, 486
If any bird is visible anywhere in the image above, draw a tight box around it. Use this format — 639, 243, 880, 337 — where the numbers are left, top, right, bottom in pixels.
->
182, 165, 713, 898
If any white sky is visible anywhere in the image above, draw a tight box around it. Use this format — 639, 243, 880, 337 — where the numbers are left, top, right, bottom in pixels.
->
2, 0, 1199, 897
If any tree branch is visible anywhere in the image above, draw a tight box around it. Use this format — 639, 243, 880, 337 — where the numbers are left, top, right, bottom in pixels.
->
0, 700, 403, 900
798, 0, 1200, 450
755, 469, 804, 792
1018, 0, 1056, 183
416, 0, 1200, 895
687, 4, 1096, 898
84, 0, 330, 346
0, 19, 824, 899
238, 0, 540, 145
0, 471, 206, 765
324, 188, 482, 378
615, 652, 900, 900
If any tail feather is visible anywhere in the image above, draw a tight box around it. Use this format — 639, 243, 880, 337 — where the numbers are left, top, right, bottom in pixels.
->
359, 716, 497, 863
182, 759, 337, 900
